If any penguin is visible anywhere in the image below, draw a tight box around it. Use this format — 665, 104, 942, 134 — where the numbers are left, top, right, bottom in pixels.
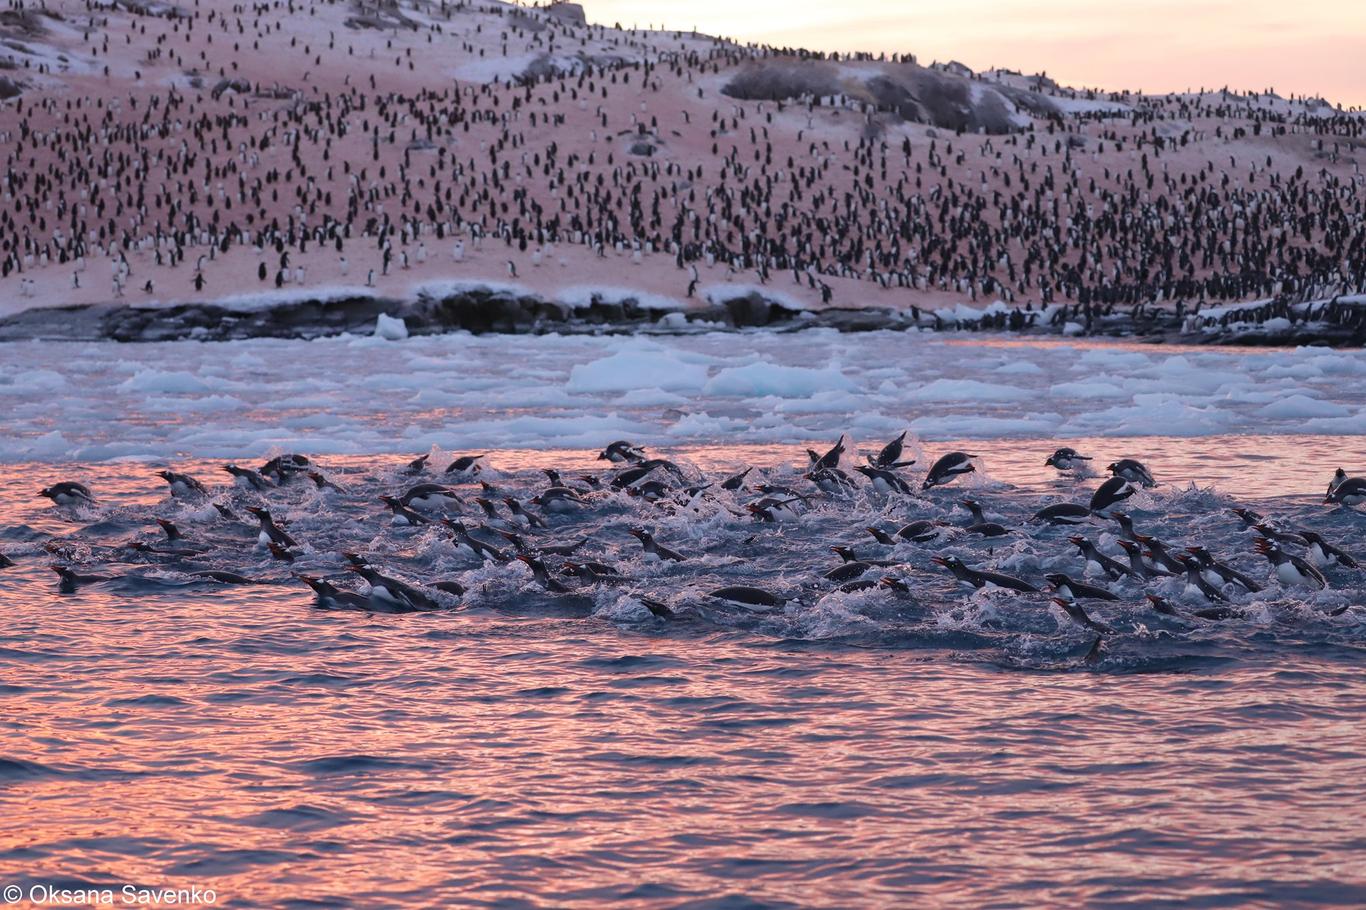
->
347, 564, 443, 611
504, 498, 547, 529
746, 497, 804, 523
1031, 503, 1091, 525
1297, 531, 1358, 569
260, 454, 311, 483
441, 520, 509, 563
922, 452, 976, 489
1133, 535, 1188, 574
931, 556, 1038, 593
1326, 468, 1348, 496
1184, 546, 1264, 591
445, 454, 485, 477
629, 528, 686, 562
1089, 476, 1135, 512
495, 530, 587, 558
598, 440, 646, 463
1324, 476, 1365, 507
1144, 594, 1183, 617
506, 260, 518, 279
0, 552, 15, 569
959, 499, 1010, 537
855, 465, 913, 495
406, 453, 431, 474
306, 471, 341, 492
1049, 597, 1114, 634
870, 431, 915, 469
156, 470, 207, 498
1116, 539, 1170, 579
39, 482, 95, 507
891, 520, 943, 543
531, 487, 587, 512
223, 464, 273, 491
720, 467, 753, 491
1105, 511, 1139, 540
399, 483, 463, 510
811, 435, 847, 471
1108, 459, 1155, 487
380, 495, 432, 526
830, 545, 895, 567
516, 554, 572, 593
706, 586, 786, 610
190, 570, 260, 585
299, 575, 373, 611
560, 561, 626, 584
1045, 573, 1120, 601
1045, 447, 1092, 471
1230, 507, 1266, 528
1068, 536, 1134, 579
806, 467, 858, 495
51, 565, 112, 591
1253, 538, 1327, 590
246, 507, 298, 549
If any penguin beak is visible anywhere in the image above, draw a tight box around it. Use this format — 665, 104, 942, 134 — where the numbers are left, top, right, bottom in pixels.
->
38, 488, 49, 498
1067, 536, 1085, 545
930, 556, 949, 567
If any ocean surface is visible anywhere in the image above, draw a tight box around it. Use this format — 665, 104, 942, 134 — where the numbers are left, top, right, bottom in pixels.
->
2, 332, 1364, 908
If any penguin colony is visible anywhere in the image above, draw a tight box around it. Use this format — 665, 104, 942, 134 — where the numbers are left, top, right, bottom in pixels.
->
1, 0, 1365, 333
16, 438, 1363, 660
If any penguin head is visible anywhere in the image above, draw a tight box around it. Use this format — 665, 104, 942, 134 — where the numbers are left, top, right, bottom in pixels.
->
38, 488, 53, 499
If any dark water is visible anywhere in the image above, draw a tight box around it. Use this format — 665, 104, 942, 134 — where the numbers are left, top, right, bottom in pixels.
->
2, 443, 1364, 907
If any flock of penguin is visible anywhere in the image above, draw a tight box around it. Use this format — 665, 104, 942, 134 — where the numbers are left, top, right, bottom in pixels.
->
14, 434, 1364, 657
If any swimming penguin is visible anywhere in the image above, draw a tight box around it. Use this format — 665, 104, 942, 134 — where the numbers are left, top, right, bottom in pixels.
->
441, 520, 510, 563
1184, 546, 1264, 591
399, 483, 463, 510
1253, 538, 1327, 590
190, 570, 260, 585
212, 503, 240, 522
494, 530, 587, 557
1297, 531, 1359, 569
811, 435, 847, 471
855, 465, 914, 495
531, 487, 587, 512
39, 482, 95, 507
806, 467, 858, 495
1133, 534, 1188, 574
503, 497, 547, 529
0, 552, 14, 569
307, 471, 341, 492
260, 454, 311, 484
1045, 573, 1120, 601
298, 575, 373, 610
598, 441, 646, 463
1178, 556, 1230, 602
870, 431, 915, 469
51, 564, 112, 591
406, 453, 431, 474
1045, 448, 1092, 471
473, 497, 504, 523
1107, 459, 1155, 487
931, 556, 1038, 592
516, 554, 572, 593
380, 495, 432, 526
1229, 507, 1266, 528
1324, 476, 1365, 507
223, 464, 274, 491
720, 467, 753, 491
705, 586, 786, 610
1049, 597, 1114, 633
445, 455, 485, 477
830, 545, 896, 567
629, 528, 687, 562
1089, 476, 1135, 512
960, 499, 1010, 537
246, 507, 298, 549
746, 497, 804, 523
347, 563, 443, 611
155, 519, 186, 542
1327, 468, 1348, 496
156, 470, 207, 498
922, 452, 976, 489
560, 561, 626, 584
1115, 539, 1169, 579
1068, 536, 1134, 580
1105, 511, 1138, 540
1031, 503, 1092, 525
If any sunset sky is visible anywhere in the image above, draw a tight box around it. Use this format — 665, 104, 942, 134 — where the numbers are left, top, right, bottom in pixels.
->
585, 0, 1366, 108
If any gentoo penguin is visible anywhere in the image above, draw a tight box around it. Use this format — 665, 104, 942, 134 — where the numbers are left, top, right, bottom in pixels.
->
870, 431, 915, 469
824, 557, 874, 584
1089, 476, 1135, 512
1049, 597, 1114, 634
190, 570, 260, 585
867, 519, 942, 544
1031, 503, 1091, 525
830, 545, 895, 567
1045, 448, 1092, 471
347, 564, 443, 611
223, 464, 273, 491
260, 454, 311, 483
746, 497, 804, 523
39, 482, 95, 507
806, 467, 858, 495
441, 520, 509, 563
1184, 546, 1264, 591
1134, 535, 1188, 574
1105, 511, 1139, 540
156, 470, 207, 498
1116, 539, 1169, 579
246, 507, 298, 549
811, 435, 847, 471
629, 528, 686, 562
1068, 536, 1134, 579
1230, 507, 1265, 528
399, 483, 463, 510
1108, 459, 1155, 487
307, 471, 340, 492
560, 561, 626, 584
445, 455, 484, 477
298, 575, 373, 610
51, 565, 112, 591
380, 495, 432, 526
531, 487, 587, 512
1148, 594, 1240, 622
1297, 531, 1359, 569
720, 467, 753, 491
0, 552, 15, 569
406, 453, 430, 474
706, 586, 786, 610
931, 556, 1038, 592
495, 530, 587, 557
855, 465, 914, 495
598, 440, 646, 463
516, 554, 571, 593
1327, 468, 1348, 496
1178, 556, 1230, 602
1324, 476, 1365, 507
922, 452, 976, 489
1253, 538, 1327, 590
959, 499, 1009, 537
504, 498, 547, 529
1045, 573, 1120, 601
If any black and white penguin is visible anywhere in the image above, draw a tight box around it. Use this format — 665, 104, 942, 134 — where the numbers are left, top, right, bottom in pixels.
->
746, 497, 804, 523
260, 454, 311, 484
39, 482, 95, 507
380, 495, 432, 526
1045, 448, 1092, 471
1327, 468, 1348, 496
1184, 546, 1263, 591
1324, 476, 1365, 507
1048, 597, 1114, 633
922, 452, 976, 489
445, 455, 485, 477
51, 564, 112, 591
441, 520, 510, 563
223, 464, 273, 491
1068, 536, 1134, 579
930, 555, 1038, 592
504, 497, 548, 529
629, 528, 686, 562
347, 563, 443, 610
806, 467, 858, 495
1089, 476, 1135, 512
406, 453, 431, 474
1178, 556, 1230, 602
299, 575, 373, 610
1253, 538, 1327, 590
811, 435, 847, 471
869, 431, 915, 469
399, 483, 464, 510
1134, 534, 1188, 574
598, 441, 646, 463
156, 470, 207, 498
560, 561, 626, 584
1031, 503, 1092, 525
855, 465, 914, 495
495, 530, 587, 557
1107, 459, 1156, 487
959, 499, 1009, 537
0, 552, 15, 569
1045, 572, 1120, 601
706, 586, 786, 610
246, 506, 298, 549
516, 554, 572, 593
531, 487, 587, 512
720, 467, 753, 491
1297, 531, 1359, 569
1115, 539, 1169, 579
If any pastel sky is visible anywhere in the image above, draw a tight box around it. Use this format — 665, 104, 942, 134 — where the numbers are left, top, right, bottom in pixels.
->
582, 0, 1366, 108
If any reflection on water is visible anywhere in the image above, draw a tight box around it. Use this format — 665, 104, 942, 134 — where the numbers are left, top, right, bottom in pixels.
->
2, 437, 1364, 907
